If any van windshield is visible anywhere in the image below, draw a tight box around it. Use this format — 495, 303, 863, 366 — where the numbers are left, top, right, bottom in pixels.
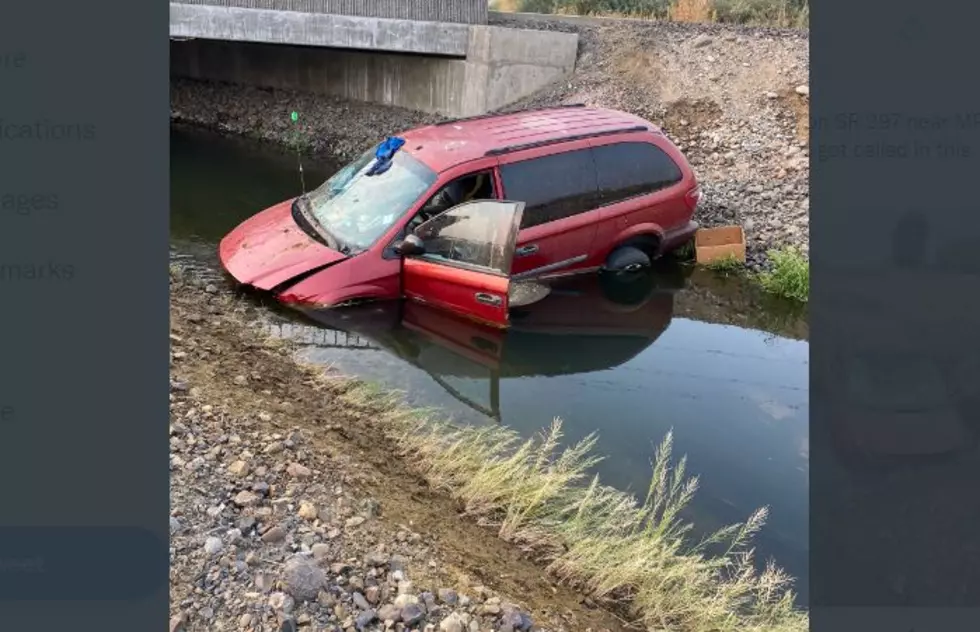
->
302, 148, 438, 253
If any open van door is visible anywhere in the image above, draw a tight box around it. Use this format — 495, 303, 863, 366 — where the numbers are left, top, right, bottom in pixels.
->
398, 200, 525, 329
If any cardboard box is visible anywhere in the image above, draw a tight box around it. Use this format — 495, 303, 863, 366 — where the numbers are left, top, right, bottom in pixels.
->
695, 226, 746, 265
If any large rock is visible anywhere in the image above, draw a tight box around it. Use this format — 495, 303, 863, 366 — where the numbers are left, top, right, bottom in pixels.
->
232, 490, 260, 507
501, 609, 533, 631
440, 613, 464, 632
355, 609, 377, 630
286, 462, 313, 478
377, 604, 401, 622
203, 536, 223, 556
401, 603, 425, 626
283, 555, 326, 602
437, 588, 458, 605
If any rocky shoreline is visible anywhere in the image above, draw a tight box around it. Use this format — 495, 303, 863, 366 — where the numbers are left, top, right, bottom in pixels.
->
169, 269, 629, 632
170, 17, 808, 269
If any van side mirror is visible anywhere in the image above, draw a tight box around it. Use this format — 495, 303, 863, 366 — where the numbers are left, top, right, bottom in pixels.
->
394, 233, 425, 256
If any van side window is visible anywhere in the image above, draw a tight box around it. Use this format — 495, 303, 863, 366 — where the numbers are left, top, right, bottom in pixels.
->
408, 171, 495, 232
593, 142, 683, 206
499, 149, 599, 229
384, 171, 495, 259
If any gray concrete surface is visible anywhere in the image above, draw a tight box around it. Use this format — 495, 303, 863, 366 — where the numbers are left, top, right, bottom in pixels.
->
462, 26, 579, 114
169, 3, 579, 117
489, 9, 650, 27
178, 0, 487, 24
171, 39, 471, 115
170, 3, 471, 56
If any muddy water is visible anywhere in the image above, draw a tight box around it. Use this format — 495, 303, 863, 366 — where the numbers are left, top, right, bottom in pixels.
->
170, 126, 811, 605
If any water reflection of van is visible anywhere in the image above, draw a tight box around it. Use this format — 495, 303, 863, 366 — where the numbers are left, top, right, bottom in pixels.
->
296, 268, 683, 420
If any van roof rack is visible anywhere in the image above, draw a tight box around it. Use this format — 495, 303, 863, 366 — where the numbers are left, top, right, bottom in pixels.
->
484, 125, 649, 157
434, 103, 587, 127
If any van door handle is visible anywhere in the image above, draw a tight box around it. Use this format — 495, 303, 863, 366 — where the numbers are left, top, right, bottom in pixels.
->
515, 244, 538, 257
475, 293, 503, 306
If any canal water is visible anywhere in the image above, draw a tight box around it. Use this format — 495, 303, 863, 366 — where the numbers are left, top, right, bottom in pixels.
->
170, 126, 811, 604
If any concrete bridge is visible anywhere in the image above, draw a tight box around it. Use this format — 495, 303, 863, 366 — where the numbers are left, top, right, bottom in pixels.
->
170, 0, 579, 117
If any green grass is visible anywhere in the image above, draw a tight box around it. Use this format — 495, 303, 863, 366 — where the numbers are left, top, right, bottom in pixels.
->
672, 239, 809, 304
756, 247, 808, 303
704, 253, 744, 275
674, 239, 696, 261
337, 379, 808, 632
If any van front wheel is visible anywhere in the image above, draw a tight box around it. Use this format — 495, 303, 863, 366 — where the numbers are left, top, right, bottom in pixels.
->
602, 245, 651, 275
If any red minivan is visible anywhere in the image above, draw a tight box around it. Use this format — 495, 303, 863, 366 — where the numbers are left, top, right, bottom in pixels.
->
219, 104, 701, 327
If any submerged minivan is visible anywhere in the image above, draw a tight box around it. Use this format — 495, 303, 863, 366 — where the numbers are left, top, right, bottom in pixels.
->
219, 104, 701, 326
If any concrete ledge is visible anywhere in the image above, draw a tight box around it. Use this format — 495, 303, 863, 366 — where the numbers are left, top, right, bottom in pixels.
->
170, 3, 470, 56
179, 0, 488, 24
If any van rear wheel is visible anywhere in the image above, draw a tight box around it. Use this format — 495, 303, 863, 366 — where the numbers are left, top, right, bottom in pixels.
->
603, 245, 652, 275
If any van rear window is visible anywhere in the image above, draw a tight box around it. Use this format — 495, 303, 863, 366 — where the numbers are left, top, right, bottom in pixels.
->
593, 142, 683, 206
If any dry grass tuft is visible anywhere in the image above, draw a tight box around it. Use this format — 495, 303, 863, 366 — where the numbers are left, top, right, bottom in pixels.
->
669, 0, 715, 22
371, 404, 808, 631
490, 0, 524, 11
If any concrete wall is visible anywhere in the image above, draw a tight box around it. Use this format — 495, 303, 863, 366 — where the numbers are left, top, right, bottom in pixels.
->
171, 39, 470, 115
170, 26, 579, 118
463, 25, 578, 114
170, 3, 471, 56
176, 0, 488, 23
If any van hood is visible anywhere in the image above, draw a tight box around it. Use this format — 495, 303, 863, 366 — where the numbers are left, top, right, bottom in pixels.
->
219, 199, 348, 291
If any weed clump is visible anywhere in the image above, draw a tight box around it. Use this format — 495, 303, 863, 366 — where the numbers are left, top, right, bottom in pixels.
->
757, 247, 808, 302
704, 253, 744, 274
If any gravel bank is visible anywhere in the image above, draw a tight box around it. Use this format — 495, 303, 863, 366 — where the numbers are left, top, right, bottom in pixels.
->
168, 269, 628, 632
170, 16, 809, 268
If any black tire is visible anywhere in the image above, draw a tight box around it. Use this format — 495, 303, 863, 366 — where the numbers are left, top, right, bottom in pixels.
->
602, 245, 652, 274
598, 269, 656, 306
